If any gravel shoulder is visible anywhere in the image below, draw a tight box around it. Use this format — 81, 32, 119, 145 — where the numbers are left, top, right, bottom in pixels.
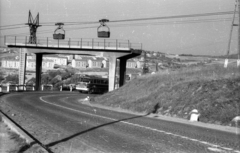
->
0, 120, 18, 153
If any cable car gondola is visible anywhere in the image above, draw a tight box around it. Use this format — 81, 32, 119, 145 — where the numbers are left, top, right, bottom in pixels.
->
53, 23, 65, 39
98, 19, 110, 38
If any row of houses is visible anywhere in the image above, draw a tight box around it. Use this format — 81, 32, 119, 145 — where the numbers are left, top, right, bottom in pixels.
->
1, 54, 144, 70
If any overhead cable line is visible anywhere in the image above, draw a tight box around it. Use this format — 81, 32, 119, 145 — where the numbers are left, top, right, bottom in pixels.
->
37, 11, 236, 26
0, 23, 26, 28
0, 11, 235, 29
2, 16, 236, 36
109, 11, 235, 23
0, 26, 29, 31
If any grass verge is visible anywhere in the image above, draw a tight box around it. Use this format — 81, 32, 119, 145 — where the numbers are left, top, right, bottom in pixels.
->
93, 64, 240, 126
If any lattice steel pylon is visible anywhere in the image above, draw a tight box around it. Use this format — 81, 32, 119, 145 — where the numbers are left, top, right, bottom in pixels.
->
26, 11, 41, 44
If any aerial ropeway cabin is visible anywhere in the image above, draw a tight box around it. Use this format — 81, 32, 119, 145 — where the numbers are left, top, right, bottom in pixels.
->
98, 19, 110, 38
53, 23, 65, 39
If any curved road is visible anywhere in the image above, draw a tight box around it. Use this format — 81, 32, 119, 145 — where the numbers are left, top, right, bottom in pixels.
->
0, 92, 239, 153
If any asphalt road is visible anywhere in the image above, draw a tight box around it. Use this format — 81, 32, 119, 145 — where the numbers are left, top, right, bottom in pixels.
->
0, 91, 239, 153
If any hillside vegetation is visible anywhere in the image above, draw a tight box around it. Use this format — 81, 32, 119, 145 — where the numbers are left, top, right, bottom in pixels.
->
93, 64, 240, 126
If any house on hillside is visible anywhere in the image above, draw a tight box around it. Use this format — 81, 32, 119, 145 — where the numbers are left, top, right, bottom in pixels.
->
43, 55, 68, 66
89, 57, 108, 68
72, 57, 108, 68
27, 58, 55, 70
42, 59, 55, 69
72, 59, 89, 68
127, 58, 143, 69
1, 59, 19, 69
26, 59, 35, 70
58, 54, 74, 61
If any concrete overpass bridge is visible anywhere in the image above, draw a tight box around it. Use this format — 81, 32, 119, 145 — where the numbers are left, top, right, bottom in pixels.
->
4, 35, 142, 91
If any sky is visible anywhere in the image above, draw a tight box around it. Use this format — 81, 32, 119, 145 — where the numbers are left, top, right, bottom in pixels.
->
0, 0, 238, 55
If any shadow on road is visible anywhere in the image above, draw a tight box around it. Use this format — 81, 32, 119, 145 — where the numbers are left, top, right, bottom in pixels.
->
46, 113, 150, 148
0, 92, 9, 98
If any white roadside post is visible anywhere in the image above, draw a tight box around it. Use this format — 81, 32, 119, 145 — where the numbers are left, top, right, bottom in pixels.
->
231, 116, 240, 127
189, 109, 200, 122
15, 85, 18, 91
7, 85, 10, 92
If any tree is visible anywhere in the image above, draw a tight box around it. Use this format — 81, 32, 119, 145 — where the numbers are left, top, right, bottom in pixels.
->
27, 77, 36, 84
41, 74, 51, 84
5, 74, 19, 84
0, 71, 5, 82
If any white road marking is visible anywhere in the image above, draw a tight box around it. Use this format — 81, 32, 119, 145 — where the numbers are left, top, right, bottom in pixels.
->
40, 95, 239, 152
207, 147, 223, 152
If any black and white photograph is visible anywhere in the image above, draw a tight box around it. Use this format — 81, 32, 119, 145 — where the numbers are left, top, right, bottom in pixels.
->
0, 0, 240, 152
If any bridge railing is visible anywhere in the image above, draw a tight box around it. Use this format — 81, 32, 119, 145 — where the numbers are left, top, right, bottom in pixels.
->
4, 36, 142, 50
0, 84, 35, 92
0, 84, 56, 93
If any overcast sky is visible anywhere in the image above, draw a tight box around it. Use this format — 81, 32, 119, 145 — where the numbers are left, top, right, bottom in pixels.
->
0, 0, 238, 55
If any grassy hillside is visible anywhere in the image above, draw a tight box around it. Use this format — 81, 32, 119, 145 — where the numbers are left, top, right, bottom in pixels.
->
93, 64, 240, 126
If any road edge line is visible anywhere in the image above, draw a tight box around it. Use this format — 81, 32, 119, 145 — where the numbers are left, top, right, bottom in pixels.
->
0, 110, 52, 153
0, 111, 34, 144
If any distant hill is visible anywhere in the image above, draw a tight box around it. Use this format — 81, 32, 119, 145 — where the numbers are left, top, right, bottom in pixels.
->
214, 54, 238, 59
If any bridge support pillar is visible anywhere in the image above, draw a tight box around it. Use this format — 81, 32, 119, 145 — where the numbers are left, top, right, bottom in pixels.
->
18, 48, 27, 89
119, 58, 127, 87
35, 53, 43, 91
108, 56, 117, 91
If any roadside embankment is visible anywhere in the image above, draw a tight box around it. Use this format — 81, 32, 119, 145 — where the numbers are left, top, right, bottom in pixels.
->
93, 64, 240, 127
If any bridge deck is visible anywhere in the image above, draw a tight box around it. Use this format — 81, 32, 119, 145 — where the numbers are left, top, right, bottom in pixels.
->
4, 36, 142, 52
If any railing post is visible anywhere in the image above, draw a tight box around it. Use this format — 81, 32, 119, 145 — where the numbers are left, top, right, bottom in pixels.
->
4, 35, 6, 45
116, 39, 118, 50
36, 37, 37, 46
58, 39, 59, 48
25, 36, 27, 45
104, 39, 105, 49
80, 38, 82, 48
92, 39, 94, 49
69, 38, 71, 48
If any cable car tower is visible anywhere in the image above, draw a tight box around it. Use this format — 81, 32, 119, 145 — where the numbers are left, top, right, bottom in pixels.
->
98, 19, 110, 38
26, 11, 41, 44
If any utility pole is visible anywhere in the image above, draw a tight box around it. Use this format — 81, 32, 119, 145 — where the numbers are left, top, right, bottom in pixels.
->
238, 0, 240, 67
142, 51, 148, 74
225, 0, 238, 68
